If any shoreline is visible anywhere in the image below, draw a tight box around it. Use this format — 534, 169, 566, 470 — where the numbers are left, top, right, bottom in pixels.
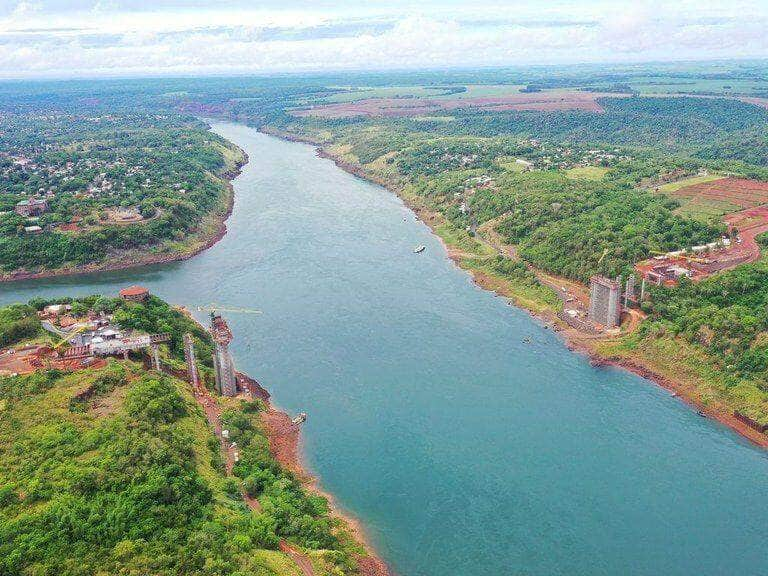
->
263, 126, 768, 452
0, 150, 248, 284
240, 374, 393, 576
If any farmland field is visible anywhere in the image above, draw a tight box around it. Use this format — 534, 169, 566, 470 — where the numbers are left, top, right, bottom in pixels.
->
590, 76, 768, 95
321, 85, 453, 103
672, 177, 768, 208
433, 84, 524, 99
294, 90, 627, 118
661, 177, 768, 221
673, 198, 742, 222
657, 174, 725, 193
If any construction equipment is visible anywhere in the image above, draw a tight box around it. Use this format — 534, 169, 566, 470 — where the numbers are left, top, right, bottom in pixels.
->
596, 248, 610, 265
649, 249, 707, 264
51, 324, 89, 351
197, 303, 262, 315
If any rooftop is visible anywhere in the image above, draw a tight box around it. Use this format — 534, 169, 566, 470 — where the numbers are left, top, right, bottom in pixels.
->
119, 285, 149, 297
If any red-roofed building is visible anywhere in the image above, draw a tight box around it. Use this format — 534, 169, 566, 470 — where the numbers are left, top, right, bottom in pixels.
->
119, 285, 150, 302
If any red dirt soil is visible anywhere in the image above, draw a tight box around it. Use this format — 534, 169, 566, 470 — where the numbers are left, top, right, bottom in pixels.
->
635, 205, 768, 282
292, 92, 627, 118
0, 345, 107, 375
673, 177, 768, 209
723, 205, 768, 263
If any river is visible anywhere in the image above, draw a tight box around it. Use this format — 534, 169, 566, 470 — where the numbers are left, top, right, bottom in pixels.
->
3, 121, 768, 576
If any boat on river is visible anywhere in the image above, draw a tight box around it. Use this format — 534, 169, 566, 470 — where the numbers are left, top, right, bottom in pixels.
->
414, 245, 426, 253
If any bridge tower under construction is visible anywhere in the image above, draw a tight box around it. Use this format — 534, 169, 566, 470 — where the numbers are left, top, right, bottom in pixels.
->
210, 313, 237, 397
183, 333, 200, 390
588, 275, 622, 328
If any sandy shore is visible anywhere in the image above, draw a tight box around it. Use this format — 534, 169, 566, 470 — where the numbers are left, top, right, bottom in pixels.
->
263, 126, 768, 453
0, 152, 248, 284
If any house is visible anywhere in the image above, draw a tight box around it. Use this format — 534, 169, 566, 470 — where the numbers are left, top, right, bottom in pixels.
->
43, 304, 71, 317
119, 285, 150, 302
15, 198, 48, 217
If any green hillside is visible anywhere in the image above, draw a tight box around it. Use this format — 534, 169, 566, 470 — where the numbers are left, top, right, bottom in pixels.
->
0, 299, 364, 576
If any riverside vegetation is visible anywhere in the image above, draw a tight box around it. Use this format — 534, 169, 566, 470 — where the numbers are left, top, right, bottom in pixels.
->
0, 296, 365, 576
194, 64, 768, 428
7, 63, 768, 573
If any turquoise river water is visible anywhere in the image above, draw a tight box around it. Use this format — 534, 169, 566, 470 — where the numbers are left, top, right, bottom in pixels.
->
3, 121, 768, 576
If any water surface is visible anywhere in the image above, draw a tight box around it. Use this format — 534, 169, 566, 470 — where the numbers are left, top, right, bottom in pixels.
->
3, 122, 768, 576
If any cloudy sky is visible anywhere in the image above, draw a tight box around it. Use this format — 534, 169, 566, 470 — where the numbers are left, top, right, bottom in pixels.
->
1, 0, 767, 78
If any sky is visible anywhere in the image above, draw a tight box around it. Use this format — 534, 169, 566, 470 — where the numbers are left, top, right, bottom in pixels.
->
1, 0, 767, 78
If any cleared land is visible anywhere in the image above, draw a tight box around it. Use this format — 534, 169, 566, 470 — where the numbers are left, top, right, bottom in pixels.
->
565, 166, 609, 180
495, 156, 531, 172
657, 174, 724, 193
658, 176, 768, 222
321, 85, 451, 103
739, 97, 768, 109
590, 76, 768, 95
293, 91, 628, 118
672, 177, 768, 209
433, 84, 525, 99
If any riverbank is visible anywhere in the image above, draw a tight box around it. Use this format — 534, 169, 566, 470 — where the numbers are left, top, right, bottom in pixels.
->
254, 383, 393, 576
0, 148, 248, 284
263, 125, 768, 452
182, 318, 392, 576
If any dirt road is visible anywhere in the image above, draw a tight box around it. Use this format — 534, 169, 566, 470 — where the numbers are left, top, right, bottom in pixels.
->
477, 215, 591, 311
280, 542, 316, 576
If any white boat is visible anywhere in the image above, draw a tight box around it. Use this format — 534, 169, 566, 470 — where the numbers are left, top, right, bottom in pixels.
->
413, 245, 426, 253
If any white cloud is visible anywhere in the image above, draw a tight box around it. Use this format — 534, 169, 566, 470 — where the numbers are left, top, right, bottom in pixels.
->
0, 1, 766, 77
10, 1, 42, 18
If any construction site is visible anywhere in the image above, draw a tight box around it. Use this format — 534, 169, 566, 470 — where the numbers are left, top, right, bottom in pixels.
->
0, 289, 249, 404
633, 212, 767, 288
0, 296, 171, 377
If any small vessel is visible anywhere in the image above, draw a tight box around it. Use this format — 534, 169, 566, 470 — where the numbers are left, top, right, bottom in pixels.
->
292, 412, 307, 425
414, 245, 426, 253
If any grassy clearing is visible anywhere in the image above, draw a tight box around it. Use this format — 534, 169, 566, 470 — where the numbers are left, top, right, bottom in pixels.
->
565, 166, 609, 180
624, 77, 768, 95
432, 220, 495, 258
365, 151, 401, 180
673, 198, 742, 222
433, 84, 524, 99
241, 550, 303, 576
657, 174, 724, 193
326, 143, 359, 164
412, 115, 456, 122
496, 156, 531, 172
460, 256, 562, 315
425, 213, 559, 314
214, 140, 246, 173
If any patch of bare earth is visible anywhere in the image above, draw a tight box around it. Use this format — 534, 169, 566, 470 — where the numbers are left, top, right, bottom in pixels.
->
673, 177, 768, 209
